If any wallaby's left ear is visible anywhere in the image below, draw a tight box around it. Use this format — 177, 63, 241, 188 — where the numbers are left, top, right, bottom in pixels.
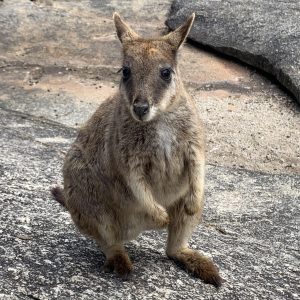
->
164, 13, 195, 50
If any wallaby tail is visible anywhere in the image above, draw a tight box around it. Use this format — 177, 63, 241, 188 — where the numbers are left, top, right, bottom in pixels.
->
51, 186, 66, 207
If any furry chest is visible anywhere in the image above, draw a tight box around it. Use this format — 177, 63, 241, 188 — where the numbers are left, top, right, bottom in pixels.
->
139, 123, 189, 187
143, 145, 189, 206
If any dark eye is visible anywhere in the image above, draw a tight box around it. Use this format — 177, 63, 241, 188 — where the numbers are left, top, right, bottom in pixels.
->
160, 68, 172, 81
122, 66, 131, 80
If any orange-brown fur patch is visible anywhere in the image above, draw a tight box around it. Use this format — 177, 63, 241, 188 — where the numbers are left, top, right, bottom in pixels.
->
171, 249, 222, 288
148, 47, 159, 56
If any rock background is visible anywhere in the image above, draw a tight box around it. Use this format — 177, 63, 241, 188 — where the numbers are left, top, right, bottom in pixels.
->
0, 1, 299, 299
166, 0, 300, 104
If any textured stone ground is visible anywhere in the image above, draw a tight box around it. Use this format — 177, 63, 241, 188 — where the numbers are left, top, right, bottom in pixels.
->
0, 1, 299, 299
167, 0, 300, 104
1, 108, 299, 299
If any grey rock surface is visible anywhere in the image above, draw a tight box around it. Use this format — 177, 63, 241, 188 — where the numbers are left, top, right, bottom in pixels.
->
1, 107, 299, 299
1, 0, 300, 175
166, 0, 300, 104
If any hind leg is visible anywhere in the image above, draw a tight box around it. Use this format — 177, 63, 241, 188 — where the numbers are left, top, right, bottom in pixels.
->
166, 197, 222, 287
63, 146, 133, 278
69, 207, 133, 278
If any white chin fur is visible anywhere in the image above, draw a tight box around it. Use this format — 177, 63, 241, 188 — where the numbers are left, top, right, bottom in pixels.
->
130, 106, 157, 122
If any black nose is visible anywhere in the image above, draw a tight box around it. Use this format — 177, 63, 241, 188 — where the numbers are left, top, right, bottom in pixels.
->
133, 102, 149, 118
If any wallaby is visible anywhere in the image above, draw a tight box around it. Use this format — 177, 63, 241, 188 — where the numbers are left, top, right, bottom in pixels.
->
51, 12, 222, 287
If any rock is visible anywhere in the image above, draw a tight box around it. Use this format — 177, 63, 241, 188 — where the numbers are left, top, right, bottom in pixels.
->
0, 107, 299, 299
1, 1, 299, 176
166, 0, 300, 104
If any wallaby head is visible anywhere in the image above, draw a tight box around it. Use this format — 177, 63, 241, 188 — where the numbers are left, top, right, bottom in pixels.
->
113, 12, 195, 122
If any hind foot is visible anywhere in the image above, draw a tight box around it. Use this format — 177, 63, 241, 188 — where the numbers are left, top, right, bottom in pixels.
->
168, 248, 222, 287
102, 250, 133, 280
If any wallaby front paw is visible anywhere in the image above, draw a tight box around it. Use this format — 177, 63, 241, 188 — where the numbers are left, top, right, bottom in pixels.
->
153, 206, 169, 228
160, 209, 170, 227
184, 201, 201, 216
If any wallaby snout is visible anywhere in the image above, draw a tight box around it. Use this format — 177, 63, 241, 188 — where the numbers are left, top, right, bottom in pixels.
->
133, 99, 149, 119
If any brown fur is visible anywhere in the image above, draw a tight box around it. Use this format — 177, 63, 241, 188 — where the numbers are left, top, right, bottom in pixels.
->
102, 249, 133, 280
51, 12, 222, 287
51, 186, 65, 207
170, 249, 222, 287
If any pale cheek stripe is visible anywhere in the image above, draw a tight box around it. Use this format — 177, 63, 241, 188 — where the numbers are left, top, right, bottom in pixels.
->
159, 79, 177, 111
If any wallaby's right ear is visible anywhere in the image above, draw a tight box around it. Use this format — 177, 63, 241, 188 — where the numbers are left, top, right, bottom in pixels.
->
164, 13, 195, 50
113, 12, 139, 43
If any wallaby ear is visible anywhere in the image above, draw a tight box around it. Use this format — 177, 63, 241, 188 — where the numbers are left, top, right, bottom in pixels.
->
113, 12, 140, 43
164, 13, 195, 50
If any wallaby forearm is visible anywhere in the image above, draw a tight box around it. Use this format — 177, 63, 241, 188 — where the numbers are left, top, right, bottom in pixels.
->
184, 143, 205, 215
128, 172, 168, 220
